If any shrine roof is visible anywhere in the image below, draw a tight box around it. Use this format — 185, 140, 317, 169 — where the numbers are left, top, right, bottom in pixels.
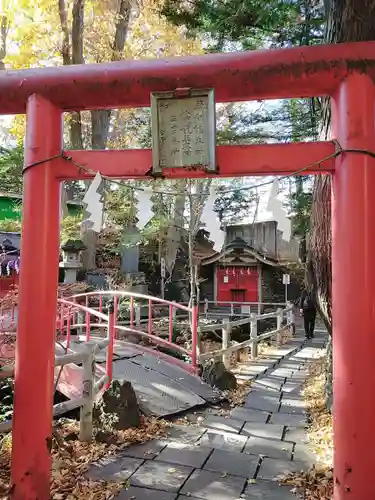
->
200, 237, 279, 267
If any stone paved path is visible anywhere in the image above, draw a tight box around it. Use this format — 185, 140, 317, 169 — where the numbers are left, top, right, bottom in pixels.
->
87, 321, 327, 499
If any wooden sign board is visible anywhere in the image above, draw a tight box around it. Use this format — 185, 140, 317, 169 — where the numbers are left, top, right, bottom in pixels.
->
151, 88, 216, 174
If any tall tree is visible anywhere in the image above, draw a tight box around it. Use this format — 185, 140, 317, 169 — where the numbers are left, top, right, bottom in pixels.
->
0, 145, 24, 194
306, 0, 375, 408
4, 0, 202, 270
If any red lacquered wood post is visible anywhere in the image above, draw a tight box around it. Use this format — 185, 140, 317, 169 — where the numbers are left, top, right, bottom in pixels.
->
11, 95, 62, 500
332, 73, 375, 500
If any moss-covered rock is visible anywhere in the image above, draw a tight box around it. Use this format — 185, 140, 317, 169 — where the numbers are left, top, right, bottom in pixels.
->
93, 380, 141, 432
201, 360, 237, 391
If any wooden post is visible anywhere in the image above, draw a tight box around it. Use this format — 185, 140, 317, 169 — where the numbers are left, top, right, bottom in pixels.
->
85, 296, 91, 341
79, 341, 96, 442
276, 308, 283, 345
135, 305, 141, 326
196, 326, 202, 356
77, 310, 84, 335
287, 302, 295, 337
222, 320, 231, 368
204, 298, 208, 316
257, 262, 262, 315
250, 313, 258, 359
105, 306, 115, 389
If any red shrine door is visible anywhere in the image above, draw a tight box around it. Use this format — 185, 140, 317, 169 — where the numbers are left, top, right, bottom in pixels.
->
216, 266, 258, 305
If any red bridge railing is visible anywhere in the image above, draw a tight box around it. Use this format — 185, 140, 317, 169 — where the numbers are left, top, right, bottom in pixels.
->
60, 290, 199, 375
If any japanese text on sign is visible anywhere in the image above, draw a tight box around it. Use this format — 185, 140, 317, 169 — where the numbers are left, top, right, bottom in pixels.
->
158, 97, 209, 167
151, 89, 216, 172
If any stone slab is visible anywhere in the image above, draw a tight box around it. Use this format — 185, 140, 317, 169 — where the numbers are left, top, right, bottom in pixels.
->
281, 391, 305, 401
240, 422, 284, 440
121, 439, 168, 459
250, 387, 282, 398
166, 424, 207, 444
269, 412, 306, 427
257, 457, 306, 481
279, 362, 303, 372
278, 402, 306, 415
271, 367, 294, 378
116, 487, 178, 500
281, 381, 303, 393
130, 460, 193, 492
87, 455, 144, 481
198, 429, 248, 452
244, 394, 281, 413
231, 407, 270, 423
244, 436, 293, 460
284, 426, 309, 444
154, 442, 213, 468
242, 479, 297, 499
203, 448, 259, 478
180, 469, 247, 500
233, 364, 269, 377
293, 443, 317, 467
200, 415, 244, 434
251, 377, 284, 392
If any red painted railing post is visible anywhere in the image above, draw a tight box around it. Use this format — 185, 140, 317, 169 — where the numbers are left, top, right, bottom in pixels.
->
11, 95, 62, 500
99, 294, 103, 322
66, 306, 71, 348
60, 301, 64, 337
85, 295, 91, 341
148, 298, 152, 335
191, 303, 199, 371
106, 304, 115, 389
113, 295, 118, 339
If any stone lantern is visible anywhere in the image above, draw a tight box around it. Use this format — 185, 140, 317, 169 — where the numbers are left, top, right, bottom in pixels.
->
59, 239, 86, 283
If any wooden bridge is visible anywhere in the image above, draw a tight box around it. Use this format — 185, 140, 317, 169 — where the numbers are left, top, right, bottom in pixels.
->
0, 290, 294, 439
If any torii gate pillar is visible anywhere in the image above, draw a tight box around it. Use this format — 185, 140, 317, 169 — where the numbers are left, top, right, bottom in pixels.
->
332, 73, 375, 498
11, 95, 62, 499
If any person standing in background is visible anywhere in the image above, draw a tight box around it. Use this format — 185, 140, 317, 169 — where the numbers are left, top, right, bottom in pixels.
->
299, 288, 317, 339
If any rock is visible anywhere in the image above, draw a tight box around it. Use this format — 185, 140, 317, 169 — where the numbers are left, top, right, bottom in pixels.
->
93, 380, 141, 432
201, 360, 237, 391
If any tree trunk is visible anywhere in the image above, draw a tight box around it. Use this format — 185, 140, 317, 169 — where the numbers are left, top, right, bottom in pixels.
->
58, 0, 134, 269
308, 0, 375, 410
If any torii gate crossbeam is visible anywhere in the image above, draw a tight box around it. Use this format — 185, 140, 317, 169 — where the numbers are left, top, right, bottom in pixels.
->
4, 41, 375, 500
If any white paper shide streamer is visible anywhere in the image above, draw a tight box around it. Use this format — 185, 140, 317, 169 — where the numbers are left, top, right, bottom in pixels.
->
82, 172, 104, 233
201, 185, 225, 252
136, 190, 153, 229
266, 179, 291, 242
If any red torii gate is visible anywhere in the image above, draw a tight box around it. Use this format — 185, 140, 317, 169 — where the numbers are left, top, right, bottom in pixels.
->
2, 41, 375, 499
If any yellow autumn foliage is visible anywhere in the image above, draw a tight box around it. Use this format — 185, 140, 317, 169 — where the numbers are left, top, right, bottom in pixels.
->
3, 0, 202, 142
